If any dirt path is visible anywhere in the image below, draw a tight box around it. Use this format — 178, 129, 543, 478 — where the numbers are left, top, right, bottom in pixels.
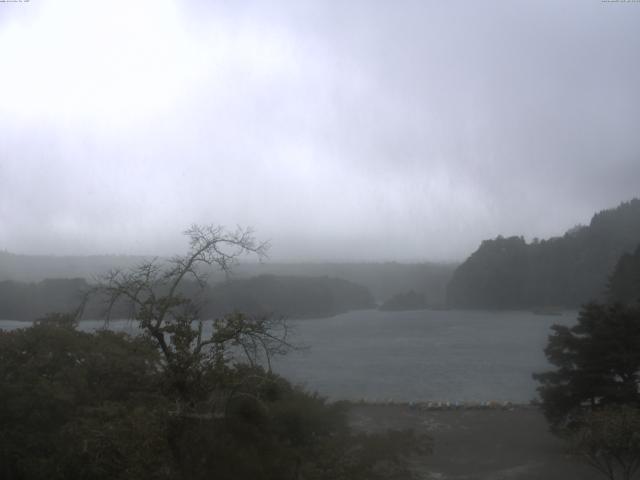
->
349, 405, 600, 480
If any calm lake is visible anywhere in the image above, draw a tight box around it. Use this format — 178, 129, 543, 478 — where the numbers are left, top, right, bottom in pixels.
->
0, 309, 576, 403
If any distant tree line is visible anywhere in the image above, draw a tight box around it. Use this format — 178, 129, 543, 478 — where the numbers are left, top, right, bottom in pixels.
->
447, 199, 640, 309
378, 290, 428, 311
204, 274, 374, 318
0, 252, 457, 306
0, 275, 374, 321
243, 262, 456, 306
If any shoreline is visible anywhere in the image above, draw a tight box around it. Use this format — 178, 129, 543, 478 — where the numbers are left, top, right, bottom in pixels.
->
348, 403, 599, 479
342, 399, 538, 411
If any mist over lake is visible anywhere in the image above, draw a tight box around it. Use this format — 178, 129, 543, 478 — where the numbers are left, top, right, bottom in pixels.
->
276, 309, 577, 403
0, 309, 575, 403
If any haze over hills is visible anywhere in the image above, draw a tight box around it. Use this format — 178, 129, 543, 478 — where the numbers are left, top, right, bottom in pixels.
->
2, 198, 639, 317
237, 262, 456, 305
0, 252, 149, 283
203, 274, 374, 319
0, 253, 455, 320
447, 199, 640, 309
0, 252, 455, 304
0, 274, 375, 321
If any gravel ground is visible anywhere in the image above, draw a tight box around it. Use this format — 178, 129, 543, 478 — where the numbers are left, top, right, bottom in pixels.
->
348, 404, 601, 480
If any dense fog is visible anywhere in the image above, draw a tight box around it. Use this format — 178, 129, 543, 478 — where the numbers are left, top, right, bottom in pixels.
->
1, 0, 639, 261
2, 2, 640, 480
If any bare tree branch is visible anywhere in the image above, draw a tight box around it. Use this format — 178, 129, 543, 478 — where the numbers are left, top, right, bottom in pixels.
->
90, 224, 290, 414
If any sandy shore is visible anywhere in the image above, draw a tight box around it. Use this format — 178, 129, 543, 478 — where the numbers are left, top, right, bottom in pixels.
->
348, 404, 600, 480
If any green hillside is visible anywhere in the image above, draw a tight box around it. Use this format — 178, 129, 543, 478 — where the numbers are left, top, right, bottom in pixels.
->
447, 199, 640, 309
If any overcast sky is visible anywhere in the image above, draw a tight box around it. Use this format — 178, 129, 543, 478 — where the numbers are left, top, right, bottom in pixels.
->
0, 0, 639, 261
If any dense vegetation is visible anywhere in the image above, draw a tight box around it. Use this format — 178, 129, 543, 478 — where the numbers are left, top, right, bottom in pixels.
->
608, 244, 640, 306
378, 290, 428, 311
0, 316, 428, 480
447, 199, 640, 309
535, 295, 640, 479
534, 302, 640, 430
0, 225, 429, 479
569, 405, 640, 480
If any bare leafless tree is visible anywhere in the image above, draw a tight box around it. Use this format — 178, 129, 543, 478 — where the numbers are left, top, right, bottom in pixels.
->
91, 225, 293, 407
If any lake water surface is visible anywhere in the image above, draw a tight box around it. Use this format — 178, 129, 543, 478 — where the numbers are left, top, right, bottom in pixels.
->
0, 309, 576, 403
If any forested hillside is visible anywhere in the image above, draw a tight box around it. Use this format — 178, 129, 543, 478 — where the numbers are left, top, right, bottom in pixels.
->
447, 199, 640, 309
608, 244, 640, 306
378, 290, 428, 311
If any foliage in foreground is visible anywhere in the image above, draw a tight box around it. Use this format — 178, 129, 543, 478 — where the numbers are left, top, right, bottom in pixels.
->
535, 301, 640, 479
534, 302, 640, 430
608, 244, 640, 307
0, 317, 429, 480
570, 406, 640, 480
1, 225, 429, 479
